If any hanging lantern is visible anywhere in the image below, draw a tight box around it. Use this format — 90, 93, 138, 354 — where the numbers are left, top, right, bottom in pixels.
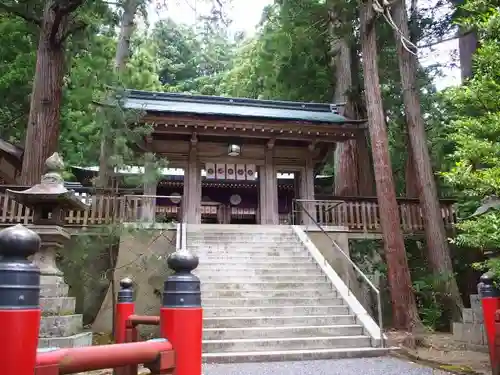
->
228, 144, 241, 157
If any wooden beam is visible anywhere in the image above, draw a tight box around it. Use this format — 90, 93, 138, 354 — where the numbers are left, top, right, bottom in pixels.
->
150, 126, 354, 143
142, 115, 365, 137
143, 113, 366, 130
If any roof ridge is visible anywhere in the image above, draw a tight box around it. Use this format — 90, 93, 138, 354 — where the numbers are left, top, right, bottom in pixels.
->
127, 89, 344, 114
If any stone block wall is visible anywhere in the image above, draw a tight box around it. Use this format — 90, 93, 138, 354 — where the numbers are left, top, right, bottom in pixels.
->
452, 294, 488, 351
92, 227, 176, 335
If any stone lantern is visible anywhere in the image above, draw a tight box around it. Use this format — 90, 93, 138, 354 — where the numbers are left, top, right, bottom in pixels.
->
6, 153, 92, 348
7, 153, 88, 284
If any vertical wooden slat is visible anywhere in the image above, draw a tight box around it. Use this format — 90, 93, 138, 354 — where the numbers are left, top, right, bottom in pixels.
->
360, 202, 368, 232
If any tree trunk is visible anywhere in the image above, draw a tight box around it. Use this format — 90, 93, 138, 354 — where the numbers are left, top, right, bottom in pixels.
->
20, 4, 68, 185
330, 24, 358, 196
360, 0, 422, 331
405, 140, 420, 198
330, 22, 375, 196
391, 0, 464, 320
458, 31, 478, 81
115, 0, 137, 71
97, 0, 140, 188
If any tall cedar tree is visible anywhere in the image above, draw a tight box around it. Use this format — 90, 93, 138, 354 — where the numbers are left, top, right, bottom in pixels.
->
328, 8, 374, 196
391, 0, 465, 320
359, 0, 423, 331
97, 0, 142, 189
0, 0, 87, 184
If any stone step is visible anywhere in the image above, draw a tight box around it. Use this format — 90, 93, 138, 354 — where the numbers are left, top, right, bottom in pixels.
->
188, 231, 294, 236
189, 241, 302, 246
201, 281, 333, 291
203, 305, 349, 318
40, 297, 76, 315
203, 314, 357, 328
195, 267, 320, 275
202, 288, 338, 299
202, 296, 342, 307
188, 233, 297, 237
202, 335, 371, 353
40, 314, 84, 338
198, 261, 317, 268
190, 247, 307, 253
203, 325, 364, 340
189, 236, 299, 240
202, 347, 390, 364
40, 283, 69, 298
189, 234, 298, 238
197, 255, 312, 262
197, 274, 327, 283
190, 233, 296, 237
193, 251, 308, 258
194, 252, 309, 259
38, 332, 93, 349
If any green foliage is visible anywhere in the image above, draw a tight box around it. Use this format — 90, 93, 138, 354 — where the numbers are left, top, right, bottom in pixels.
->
440, 2, 500, 277
219, 1, 333, 102
0, 16, 36, 143
350, 239, 454, 330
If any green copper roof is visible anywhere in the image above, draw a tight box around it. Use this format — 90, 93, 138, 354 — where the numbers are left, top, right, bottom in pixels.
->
123, 90, 357, 124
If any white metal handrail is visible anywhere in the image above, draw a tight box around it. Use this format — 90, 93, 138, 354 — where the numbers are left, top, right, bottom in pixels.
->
293, 199, 385, 347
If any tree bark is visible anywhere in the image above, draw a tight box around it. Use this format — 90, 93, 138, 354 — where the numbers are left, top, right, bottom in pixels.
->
115, 0, 138, 72
330, 22, 358, 195
391, 0, 464, 320
330, 18, 374, 196
451, 0, 478, 81
360, 0, 422, 331
97, 0, 140, 188
458, 31, 478, 81
20, 1, 82, 185
405, 139, 420, 198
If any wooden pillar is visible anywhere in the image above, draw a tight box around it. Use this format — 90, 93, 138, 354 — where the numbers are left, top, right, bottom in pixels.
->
183, 135, 201, 224
258, 165, 266, 224
141, 153, 157, 222
299, 147, 316, 225
259, 144, 279, 224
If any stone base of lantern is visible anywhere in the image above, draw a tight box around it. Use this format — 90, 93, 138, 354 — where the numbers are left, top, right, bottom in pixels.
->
38, 280, 93, 348
28, 225, 93, 349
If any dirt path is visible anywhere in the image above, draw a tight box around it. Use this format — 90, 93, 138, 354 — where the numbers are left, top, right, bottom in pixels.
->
388, 331, 491, 374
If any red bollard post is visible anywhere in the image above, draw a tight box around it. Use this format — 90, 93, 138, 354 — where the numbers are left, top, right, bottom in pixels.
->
479, 271, 500, 374
114, 277, 137, 375
0, 225, 42, 375
160, 249, 202, 375
115, 277, 135, 344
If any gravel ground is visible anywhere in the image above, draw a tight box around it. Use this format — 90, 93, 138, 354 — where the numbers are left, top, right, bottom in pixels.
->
203, 357, 452, 375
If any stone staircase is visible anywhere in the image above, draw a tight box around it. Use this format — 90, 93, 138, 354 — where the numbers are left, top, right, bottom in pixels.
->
38, 280, 93, 348
187, 224, 388, 363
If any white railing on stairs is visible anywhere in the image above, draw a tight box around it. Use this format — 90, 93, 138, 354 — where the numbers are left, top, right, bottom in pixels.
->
292, 200, 385, 348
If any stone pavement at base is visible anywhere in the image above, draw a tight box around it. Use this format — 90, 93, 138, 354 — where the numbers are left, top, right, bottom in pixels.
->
203, 357, 453, 375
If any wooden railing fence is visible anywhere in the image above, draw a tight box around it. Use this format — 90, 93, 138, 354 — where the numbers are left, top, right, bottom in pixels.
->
0, 187, 457, 232
293, 197, 456, 233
